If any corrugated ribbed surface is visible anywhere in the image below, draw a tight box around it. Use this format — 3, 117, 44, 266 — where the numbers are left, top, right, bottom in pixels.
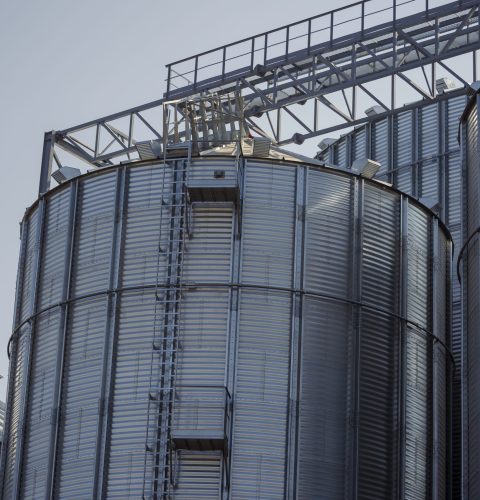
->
358, 312, 398, 499
174, 452, 222, 498
106, 291, 157, 499
2, 329, 28, 499
297, 298, 352, 499
420, 105, 438, 157
71, 173, 116, 297
231, 290, 291, 499
317, 94, 465, 497
38, 190, 70, 309
466, 235, 480, 495
22, 310, 61, 499
435, 341, 448, 500
372, 118, 389, 177
19, 208, 38, 322
174, 289, 229, 434
189, 158, 237, 182
183, 205, 233, 283
405, 327, 430, 500
2, 157, 451, 499
407, 204, 430, 329
465, 102, 480, 498
334, 140, 347, 167
57, 298, 108, 498
305, 170, 352, 298
362, 185, 399, 311
121, 164, 171, 287
352, 128, 366, 162
396, 110, 413, 168
241, 162, 295, 288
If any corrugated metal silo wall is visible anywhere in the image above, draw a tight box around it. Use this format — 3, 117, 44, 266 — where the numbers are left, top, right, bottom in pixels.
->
460, 95, 480, 500
319, 95, 465, 498
0, 157, 451, 499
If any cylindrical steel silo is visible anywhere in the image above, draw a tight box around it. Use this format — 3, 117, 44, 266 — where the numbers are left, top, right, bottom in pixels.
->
316, 97, 466, 495
459, 90, 480, 500
0, 153, 451, 499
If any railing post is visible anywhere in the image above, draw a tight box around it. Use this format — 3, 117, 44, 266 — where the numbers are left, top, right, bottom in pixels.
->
361, 1, 365, 34
330, 11, 334, 45
194, 56, 198, 89
222, 46, 226, 80
286, 27, 290, 59
264, 34, 268, 65
307, 19, 312, 54
251, 38, 255, 70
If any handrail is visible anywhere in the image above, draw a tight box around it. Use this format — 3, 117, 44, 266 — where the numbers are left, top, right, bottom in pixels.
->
165, 0, 470, 95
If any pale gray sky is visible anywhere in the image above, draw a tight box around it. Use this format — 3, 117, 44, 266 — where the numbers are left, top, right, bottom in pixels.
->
0, 0, 463, 399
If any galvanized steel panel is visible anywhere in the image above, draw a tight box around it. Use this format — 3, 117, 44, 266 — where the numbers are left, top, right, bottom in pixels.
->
420, 105, 439, 157
372, 118, 389, 177
358, 312, 399, 499
240, 161, 295, 288
396, 110, 414, 168
465, 101, 480, 498
297, 298, 352, 499
189, 158, 238, 183
362, 185, 399, 311
407, 203, 430, 329
38, 188, 70, 309
57, 297, 108, 498
404, 327, 430, 500
22, 309, 61, 499
174, 451, 222, 499
71, 173, 117, 297
121, 164, 172, 287
183, 205, 233, 283
447, 96, 467, 150
352, 128, 366, 162
420, 159, 439, 199
2, 328, 29, 499
334, 140, 347, 167
19, 207, 38, 322
174, 288, 229, 437
305, 170, 352, 299
106, 290, 157, 499
230, 290, 291, 499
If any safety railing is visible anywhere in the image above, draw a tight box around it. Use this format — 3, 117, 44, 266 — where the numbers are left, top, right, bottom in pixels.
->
165, 0, 466, 96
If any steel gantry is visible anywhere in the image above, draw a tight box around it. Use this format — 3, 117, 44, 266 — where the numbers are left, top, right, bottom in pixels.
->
41, 0, 480, 193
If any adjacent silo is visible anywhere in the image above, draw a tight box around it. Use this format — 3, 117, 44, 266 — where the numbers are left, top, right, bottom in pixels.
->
459, 90, 480, 500
317, 94, 466, 496
0, 153, 452, 498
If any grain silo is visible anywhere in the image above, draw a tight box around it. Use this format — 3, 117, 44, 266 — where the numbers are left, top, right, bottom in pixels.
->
316, 93, 466, 496
0, 134, 452, 497
458, 88, 480, 500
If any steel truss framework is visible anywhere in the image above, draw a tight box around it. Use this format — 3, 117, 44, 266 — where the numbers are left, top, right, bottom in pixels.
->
40, 0, 480, 195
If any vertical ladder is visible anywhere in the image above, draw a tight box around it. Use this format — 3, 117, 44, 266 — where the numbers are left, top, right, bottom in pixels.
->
142, 143, 191, 499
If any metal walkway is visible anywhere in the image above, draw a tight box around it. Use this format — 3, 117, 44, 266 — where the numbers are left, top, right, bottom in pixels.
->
40, 0, 480, 191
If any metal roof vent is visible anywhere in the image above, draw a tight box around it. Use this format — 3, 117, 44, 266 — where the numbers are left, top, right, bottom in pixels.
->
318, 137, 337, 150
252, 137, 271, 157
51, 166, 81, 184
135, 139, 162, 160
351, 158, 381, 179
435, 77, 456, 94
365, 105, 386, 117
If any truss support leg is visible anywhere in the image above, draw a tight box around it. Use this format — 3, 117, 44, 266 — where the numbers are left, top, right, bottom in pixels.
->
39, 130, 55, 196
